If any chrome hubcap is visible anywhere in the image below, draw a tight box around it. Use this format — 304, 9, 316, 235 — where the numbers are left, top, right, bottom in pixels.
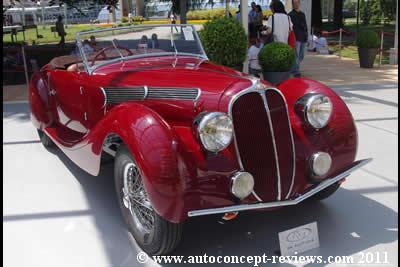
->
122, 162, 155, 234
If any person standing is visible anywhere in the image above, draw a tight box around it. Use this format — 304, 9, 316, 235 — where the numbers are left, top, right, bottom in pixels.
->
254, 5, 264, 37
265, 0, 292, 44
235, 5, 241, 21
55, 15, 66, 47
248, 38, 262, 77
289, 0, 308, 77
169, 10, 179, 33
248, 2, 257, 38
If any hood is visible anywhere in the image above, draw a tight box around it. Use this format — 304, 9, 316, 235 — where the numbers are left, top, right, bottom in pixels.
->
92, 56, 253, 122
93, 56, 248, 97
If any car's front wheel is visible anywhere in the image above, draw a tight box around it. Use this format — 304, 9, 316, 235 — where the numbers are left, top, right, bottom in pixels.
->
114, 144, 182, 255
310, 182, 340, 201
37, 129, 55, 148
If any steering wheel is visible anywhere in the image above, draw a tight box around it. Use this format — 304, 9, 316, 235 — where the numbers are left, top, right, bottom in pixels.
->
91, 45, 133, 66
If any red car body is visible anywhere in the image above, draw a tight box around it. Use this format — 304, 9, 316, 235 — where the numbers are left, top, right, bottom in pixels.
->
30, 53, 366, 223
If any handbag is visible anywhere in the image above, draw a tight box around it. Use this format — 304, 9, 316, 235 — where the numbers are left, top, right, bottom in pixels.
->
262, 15, 274, 44
287, 16, 296, 48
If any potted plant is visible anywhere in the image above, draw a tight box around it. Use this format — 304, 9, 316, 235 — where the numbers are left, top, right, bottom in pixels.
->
356, 30, 380, 68
258, 42, 295, 85
199, 17, 248, 71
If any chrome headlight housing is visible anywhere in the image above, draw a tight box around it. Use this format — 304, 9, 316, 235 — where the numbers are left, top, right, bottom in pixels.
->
196, 112, 233, 152
298, 94, 333, 129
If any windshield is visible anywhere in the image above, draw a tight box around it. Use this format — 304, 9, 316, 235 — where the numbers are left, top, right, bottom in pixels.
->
76, 24, 207, 73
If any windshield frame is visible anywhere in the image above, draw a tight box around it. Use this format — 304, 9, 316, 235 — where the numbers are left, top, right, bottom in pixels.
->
75, 24, 208, 75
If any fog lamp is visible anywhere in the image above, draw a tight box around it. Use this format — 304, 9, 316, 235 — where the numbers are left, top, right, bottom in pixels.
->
231, 172, 254, 199
310, 152, 332, 177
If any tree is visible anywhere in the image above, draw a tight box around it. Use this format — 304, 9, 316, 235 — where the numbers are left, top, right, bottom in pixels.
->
6, 0, 119, 14
333, 0, 344, 29
312, 0, 322, 30
162, 0, 230, 23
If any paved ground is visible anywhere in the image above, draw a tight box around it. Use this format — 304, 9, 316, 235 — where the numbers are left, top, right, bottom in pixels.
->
3, 54, 398, 267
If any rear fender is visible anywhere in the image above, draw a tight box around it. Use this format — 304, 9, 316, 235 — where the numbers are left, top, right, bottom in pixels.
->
29, 72, 53, 129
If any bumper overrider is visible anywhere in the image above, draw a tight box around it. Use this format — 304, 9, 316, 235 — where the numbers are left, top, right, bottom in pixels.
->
188, 158, 372, 217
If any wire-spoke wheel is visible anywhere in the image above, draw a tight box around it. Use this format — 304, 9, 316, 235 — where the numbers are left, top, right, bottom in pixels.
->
114, 144, 183, 255
122, 162, 155, 240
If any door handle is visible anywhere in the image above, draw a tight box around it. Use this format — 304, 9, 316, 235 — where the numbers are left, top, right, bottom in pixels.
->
49, 89, 56, 96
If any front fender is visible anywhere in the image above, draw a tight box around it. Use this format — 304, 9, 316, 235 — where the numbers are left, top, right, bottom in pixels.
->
89, 103, 188, 223
277, 78, 358, 195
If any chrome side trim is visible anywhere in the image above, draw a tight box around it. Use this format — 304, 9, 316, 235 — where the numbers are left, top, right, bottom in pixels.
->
187, 158, 372, 217
99, 87, 108, 109
144, 85, 149, 99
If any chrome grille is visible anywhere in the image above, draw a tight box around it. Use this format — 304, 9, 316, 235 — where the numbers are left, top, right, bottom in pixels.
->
230, 88, 295, 201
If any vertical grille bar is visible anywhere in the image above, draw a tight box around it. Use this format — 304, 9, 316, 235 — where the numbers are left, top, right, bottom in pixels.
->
265, 90, 296, 199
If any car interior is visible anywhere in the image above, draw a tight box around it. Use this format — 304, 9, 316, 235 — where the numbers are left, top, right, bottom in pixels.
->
49, 36, 201, 72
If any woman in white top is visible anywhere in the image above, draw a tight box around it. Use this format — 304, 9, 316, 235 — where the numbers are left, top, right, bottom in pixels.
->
265, 0, 293, 44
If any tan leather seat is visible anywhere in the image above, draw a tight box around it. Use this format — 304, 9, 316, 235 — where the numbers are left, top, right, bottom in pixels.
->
67, 63, 85, 72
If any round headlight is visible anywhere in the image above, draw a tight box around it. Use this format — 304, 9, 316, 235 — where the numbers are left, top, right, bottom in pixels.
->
310, 152, 332, 177
304, 94, 333, 128
197, 112, 233, 152
231, 172, 254, 199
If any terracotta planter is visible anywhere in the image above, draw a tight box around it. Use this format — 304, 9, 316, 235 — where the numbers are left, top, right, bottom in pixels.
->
358, 48, 378, 68
262, 71, 291, 85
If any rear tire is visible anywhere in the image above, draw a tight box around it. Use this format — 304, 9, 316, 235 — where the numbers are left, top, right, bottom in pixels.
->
37, 129, 55, 148
114, 144, 182, 255
310, 182, 340, 201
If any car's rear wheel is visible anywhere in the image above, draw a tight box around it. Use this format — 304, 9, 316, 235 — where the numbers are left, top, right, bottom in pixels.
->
37, 129, 55, 148
114, 144, 182, 255
310, 182, 340, 201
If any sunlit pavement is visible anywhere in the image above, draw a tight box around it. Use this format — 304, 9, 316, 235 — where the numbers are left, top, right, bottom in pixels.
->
3, 55, 398, 267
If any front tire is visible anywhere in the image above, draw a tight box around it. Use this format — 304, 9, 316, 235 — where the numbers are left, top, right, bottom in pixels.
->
310, 182, 340, 201
37, 129, 55, 148
114, 144, 182, 255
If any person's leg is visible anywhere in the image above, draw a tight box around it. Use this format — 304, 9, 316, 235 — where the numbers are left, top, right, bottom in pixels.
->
291, 41, 301, 75
298, 42, 306, 62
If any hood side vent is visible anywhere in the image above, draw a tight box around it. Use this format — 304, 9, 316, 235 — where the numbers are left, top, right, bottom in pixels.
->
103, 86, 200, 104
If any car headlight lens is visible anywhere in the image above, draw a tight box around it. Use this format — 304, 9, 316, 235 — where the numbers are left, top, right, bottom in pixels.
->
310, 152, 332, 177
197, 112, 233, 152
304, 94, 333, 128
231, 172, 255, 199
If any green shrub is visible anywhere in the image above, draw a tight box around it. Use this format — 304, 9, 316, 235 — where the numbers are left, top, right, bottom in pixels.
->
199, 17, 247, 67
130, 16, 145, 23
258, 42, 295, 72
356, 30, 380, 48
121, 16, 129, 23
187, 7, 236, 20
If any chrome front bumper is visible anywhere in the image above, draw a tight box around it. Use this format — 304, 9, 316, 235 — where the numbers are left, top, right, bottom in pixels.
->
188, 159, 372, 217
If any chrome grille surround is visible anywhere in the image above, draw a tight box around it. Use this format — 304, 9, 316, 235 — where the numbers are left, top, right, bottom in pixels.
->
102, 86, 201, 104
228, 77, 296, 201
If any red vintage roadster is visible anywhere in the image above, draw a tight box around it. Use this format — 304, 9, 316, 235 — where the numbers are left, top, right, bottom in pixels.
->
29, 25, 371, 255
